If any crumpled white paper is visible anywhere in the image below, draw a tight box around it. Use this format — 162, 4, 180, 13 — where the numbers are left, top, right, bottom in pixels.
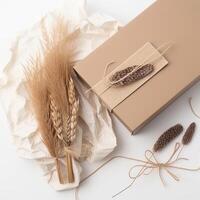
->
0, 0, 120, 191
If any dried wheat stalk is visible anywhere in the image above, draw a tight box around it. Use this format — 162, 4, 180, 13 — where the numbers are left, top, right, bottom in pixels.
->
25, 17, 79, 184
25, 63, 65, 183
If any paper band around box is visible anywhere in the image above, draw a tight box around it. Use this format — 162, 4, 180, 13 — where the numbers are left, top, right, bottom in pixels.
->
87, 42, 171, 111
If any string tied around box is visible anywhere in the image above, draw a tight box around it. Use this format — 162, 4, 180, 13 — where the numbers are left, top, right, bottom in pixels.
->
85, 42, 173, 97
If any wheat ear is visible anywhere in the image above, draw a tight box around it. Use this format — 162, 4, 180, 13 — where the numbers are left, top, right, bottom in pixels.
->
62, 77, 79, 183
49, 95, 63, 141
68, 77, 79, 142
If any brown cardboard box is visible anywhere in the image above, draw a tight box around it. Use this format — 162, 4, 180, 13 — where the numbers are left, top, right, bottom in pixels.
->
74, 0, 200, 134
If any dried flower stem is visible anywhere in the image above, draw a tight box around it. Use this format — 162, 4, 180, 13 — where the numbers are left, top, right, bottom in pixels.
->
66, 154, 74, 183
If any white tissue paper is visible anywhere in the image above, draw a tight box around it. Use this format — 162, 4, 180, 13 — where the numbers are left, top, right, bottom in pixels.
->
0, 0, 120, 190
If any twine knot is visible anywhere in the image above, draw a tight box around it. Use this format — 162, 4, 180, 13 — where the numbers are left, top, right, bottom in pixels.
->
128, 143, 189, 185
113, 143, 200, 198
75, 142, 200, 200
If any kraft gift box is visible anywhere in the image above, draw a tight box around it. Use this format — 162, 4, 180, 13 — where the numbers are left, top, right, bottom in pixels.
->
74, 0, 200, 134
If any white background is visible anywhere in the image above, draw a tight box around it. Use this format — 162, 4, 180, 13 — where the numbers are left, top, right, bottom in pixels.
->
1, 0, 200, 200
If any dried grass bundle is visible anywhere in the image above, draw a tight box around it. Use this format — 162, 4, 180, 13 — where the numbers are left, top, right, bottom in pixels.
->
182, 122, 196, 145
153, 124, 183, 152
25, 17, 79, 184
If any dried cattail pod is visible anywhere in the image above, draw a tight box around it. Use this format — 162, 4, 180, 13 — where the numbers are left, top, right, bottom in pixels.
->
182, 122, 196, 145
110, 65, 137, 84
110, 64, 154, 86
153, 124, 183, 152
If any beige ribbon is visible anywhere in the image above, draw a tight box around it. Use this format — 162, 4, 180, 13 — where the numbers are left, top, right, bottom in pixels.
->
76, 143, 200, 199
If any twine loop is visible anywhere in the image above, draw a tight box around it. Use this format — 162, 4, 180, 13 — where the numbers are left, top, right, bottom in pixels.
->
128, 143, 188, 185
114, 143, 200, 198
75, 142, 200, 199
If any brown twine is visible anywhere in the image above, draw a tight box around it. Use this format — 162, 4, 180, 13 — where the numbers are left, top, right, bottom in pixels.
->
74, 155, 148, 200
189, 97, 200, 119
75, 143, 200, 199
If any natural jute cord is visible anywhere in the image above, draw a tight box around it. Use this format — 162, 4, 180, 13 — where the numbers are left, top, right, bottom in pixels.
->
189, 97, 200, 119
75, 142, 200, 199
